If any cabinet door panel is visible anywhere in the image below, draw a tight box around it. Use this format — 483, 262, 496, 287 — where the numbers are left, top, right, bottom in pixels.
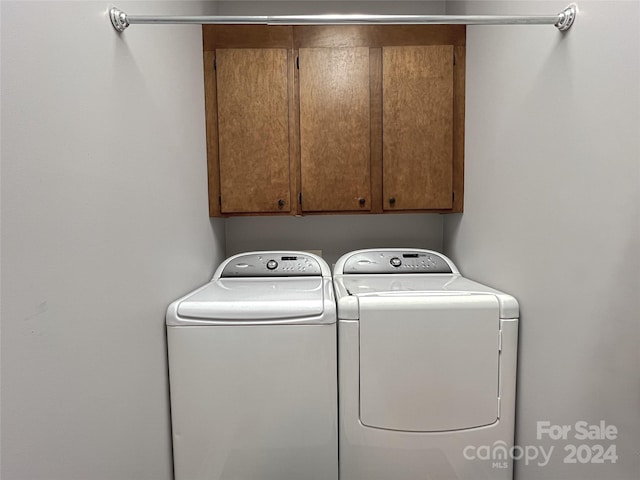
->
299, 47, 371, 212
383, 46, 454, 210
216, 48, 290, 213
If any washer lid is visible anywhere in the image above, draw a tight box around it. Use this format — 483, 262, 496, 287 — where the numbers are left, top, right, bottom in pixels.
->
176, 277, 325, 321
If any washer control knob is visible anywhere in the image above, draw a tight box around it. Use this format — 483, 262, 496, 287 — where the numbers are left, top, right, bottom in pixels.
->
266, 260, 278, 270
390, 257, 402, 268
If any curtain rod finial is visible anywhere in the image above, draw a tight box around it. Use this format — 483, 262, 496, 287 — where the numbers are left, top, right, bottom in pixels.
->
110, 7, 129, 32
556, 4, 577, 31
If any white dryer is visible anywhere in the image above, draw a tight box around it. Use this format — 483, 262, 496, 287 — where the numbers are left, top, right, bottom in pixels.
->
166, 251, 338, 480
333, 248, 519, 480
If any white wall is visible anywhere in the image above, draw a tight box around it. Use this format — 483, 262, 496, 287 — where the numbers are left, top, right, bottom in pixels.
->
0, 2, 224, 479
444, 2, 640, 479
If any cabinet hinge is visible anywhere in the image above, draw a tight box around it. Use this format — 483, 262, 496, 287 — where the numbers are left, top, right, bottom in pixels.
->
213, 57, 217, 70
497, 397, 501, 418
453, 52, 456, 66
498, 330, 503, 352
296, 56, 299, 70
298, 192, 302, 204
218, 195, 222, 206
452, 191, 455, 203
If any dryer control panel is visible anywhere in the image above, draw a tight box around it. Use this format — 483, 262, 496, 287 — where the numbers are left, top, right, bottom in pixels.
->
341, 250, 453, 274
220, 253, 323, 277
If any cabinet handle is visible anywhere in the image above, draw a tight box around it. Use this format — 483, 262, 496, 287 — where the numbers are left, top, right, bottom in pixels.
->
389, 197, 396, 206
278, 199, 285, 207
359, 198, 366, 206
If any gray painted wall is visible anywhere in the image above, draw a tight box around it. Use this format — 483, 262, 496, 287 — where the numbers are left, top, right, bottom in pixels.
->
444, 2, 640, 479
226, 214, 445, 266
0, 1, 224, 479
216, 0, 446, 15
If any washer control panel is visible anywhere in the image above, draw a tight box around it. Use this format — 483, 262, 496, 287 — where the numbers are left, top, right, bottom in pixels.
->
221, 253, 323, 277
342, 250, 453, 274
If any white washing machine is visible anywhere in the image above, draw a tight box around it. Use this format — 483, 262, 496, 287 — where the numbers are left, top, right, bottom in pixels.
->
166, 251, 338, 480
333, 248, 519, 480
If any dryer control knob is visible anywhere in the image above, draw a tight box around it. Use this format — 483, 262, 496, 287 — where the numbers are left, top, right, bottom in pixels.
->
390, 257, 402, 268
266, 260, 278, 270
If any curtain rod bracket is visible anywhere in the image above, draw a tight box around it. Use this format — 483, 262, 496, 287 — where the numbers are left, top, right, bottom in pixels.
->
109, 7, 129, 32
555, 4, 577, 31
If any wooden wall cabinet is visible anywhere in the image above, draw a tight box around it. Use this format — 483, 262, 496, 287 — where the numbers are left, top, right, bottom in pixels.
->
203, 25, 465, 217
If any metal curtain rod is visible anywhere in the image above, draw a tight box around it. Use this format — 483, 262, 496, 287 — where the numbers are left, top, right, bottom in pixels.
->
109, 4, 577, 32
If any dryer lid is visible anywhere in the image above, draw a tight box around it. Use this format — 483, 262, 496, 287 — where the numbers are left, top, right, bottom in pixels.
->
358, 294, 501, 432
176, 277, 325, 321
341, 275, 458, 295
335, 275, 519, 319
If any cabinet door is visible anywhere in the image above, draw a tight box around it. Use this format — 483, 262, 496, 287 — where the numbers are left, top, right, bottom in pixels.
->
383, 46, 454, 210
299, 47, 371, 212
216, 48, 291, 214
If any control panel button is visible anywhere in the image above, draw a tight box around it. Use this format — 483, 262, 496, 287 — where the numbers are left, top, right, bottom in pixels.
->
266, 260, 278, 270
390, 257, 402, 268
